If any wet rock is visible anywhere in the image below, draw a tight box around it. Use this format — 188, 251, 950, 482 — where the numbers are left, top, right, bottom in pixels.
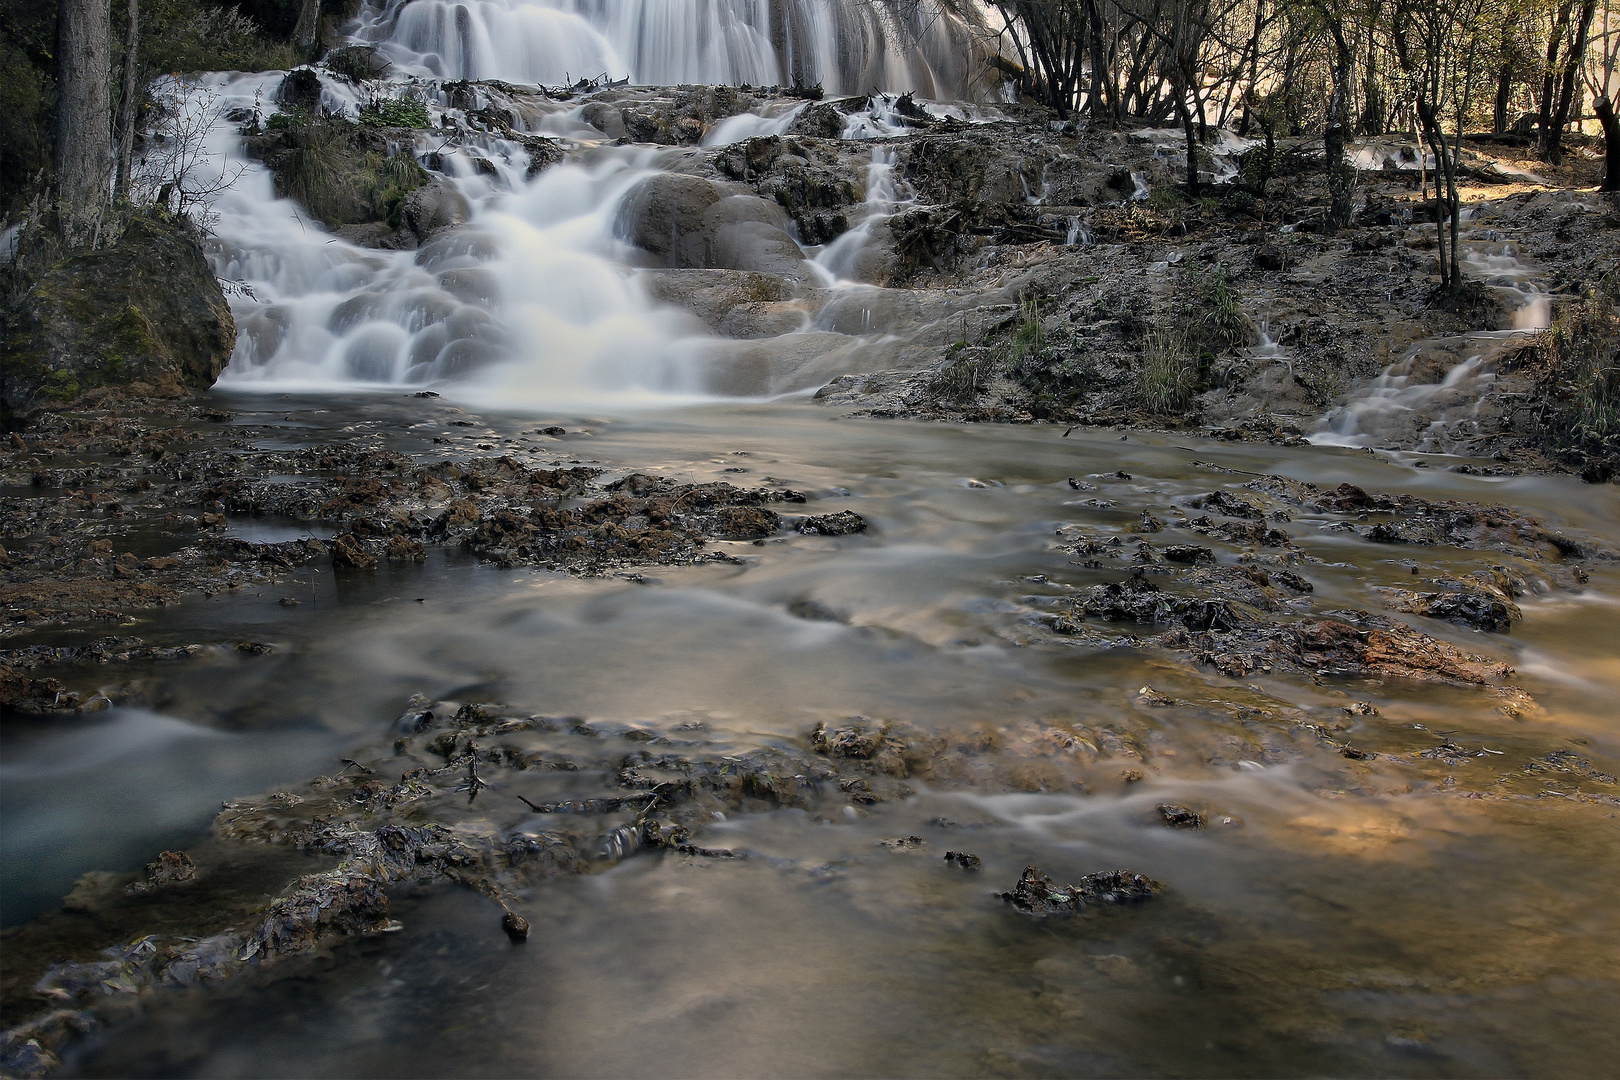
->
811, 720, 886, 759
798, 510, 867, 535
124, 851, 196, 896
1373, 574, 1521, 632
331, 533, 377, 569
501, 911, 530, 941
1191, 490, 1266, 519
943, 850, 982, 871
998, 864, 1163, 916
1156, 804, 1203, 829
1163, 544, 1215, 565
879, 835, 927, 848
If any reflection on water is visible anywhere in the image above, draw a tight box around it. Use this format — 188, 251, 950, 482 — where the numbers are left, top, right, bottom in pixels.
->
7, 395, 1619, 1076
0, 710, 330, 925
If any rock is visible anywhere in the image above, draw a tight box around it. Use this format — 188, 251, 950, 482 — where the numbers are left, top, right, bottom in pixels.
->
124, 850, 196, 895
325, 46, 391, 82
501, 911, 530, 941
400, 179, 473, 242
943, 850, 982, 871
1156, 804, 1203, 829
245, 117, 429, 233
617, 174, 812, 279
1374, 575, 1522, 632
1, 213, 235, 420
1163, 544, 1215, 565
276, 68, 321, 111
798, 510, 867, 535
810, 720, 885, 758
998, 864, 1163, 915
331, 533, 377, 569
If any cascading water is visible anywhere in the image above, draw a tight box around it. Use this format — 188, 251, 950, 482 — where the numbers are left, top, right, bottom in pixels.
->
356, 0, 992, 98
810, 145, 907, 285
204, 72, 715, 406
1311, 217, 1554, 452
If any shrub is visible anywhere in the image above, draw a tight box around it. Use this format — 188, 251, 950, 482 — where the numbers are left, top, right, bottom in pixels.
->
359, 95, 431, 129
1138, 324, 1197, 415
1527, 277, 1620, 465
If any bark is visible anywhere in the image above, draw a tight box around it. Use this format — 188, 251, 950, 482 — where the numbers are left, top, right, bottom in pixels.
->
1494, 64, 1512, 135
115, 0, 139, 199
294, 0, 322, 58
1597, 95, 1620, 192
55, 0, 114, 245
1542, 0, 1598, 164
1324, 27, 1355, 231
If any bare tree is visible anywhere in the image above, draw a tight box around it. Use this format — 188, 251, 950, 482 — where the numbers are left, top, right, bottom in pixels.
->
115, 0, 140, 199
132, 82, 242, 228
1588, 0, 1620, 189
55, 0, 113, 244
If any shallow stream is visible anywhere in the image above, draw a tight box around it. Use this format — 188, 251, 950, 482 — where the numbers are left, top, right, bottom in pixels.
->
7, 394, 1619, 1077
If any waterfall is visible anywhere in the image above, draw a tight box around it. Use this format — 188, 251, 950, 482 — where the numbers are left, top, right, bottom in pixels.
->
357, 0, 993, 99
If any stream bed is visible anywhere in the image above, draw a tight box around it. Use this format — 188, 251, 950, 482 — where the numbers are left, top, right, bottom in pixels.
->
6, 392, 1619, 1077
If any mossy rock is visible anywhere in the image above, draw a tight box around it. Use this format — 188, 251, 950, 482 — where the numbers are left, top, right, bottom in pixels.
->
1, 213, 235, 421
246, 117, 429, 229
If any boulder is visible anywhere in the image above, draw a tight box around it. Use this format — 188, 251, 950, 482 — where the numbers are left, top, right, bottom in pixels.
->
400, 180, 473, 242
617, 175, 813, 280
1, 213, 235, 421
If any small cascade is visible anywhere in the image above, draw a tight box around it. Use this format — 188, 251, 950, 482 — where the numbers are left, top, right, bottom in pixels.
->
1065, 215, 1092, 246
809, 145, 908, 285
203, 71, 706, 405
702, 100, 808, 146
1312, 226, 1552, 452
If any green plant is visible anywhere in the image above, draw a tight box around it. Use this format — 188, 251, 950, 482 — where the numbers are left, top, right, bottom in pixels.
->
1186, 261, 1252, 352
40, 368, 82, 402
359, 94, 431, 129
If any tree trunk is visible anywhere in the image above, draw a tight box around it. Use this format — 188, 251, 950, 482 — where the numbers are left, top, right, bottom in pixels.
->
1324, 29, 1355, 230
293, 0, 322, 59
115, 0, 139, 199
56, 0, 114, 246
1543, 0, 1598, 164
1493, 64, 1512, 135
1597, 95, 1620, 192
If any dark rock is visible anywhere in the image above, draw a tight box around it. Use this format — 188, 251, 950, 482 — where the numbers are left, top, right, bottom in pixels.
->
943, 850, 982, 871
331, 533, 377, 569
501, 911, 530, 941
998, 864, 1163, 915
1156, 804, 1203, 829
2, 214, 235, 420
125, 850, 196, 895
276, 68, 321, 111
1163, 544, 1215, 565
811, 721, 884, 758
798, 510, 867, 535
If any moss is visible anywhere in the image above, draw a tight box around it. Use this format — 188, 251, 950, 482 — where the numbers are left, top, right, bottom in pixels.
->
40, 369, 81, 402
251, 116, 428, 227
1, 211, 235, 421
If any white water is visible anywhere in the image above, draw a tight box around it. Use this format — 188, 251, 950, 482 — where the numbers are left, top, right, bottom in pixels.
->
202, 72, 715, 407
357, 0, 990, 98
810, 145, 907, 285
1311, 220, 1553, 451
